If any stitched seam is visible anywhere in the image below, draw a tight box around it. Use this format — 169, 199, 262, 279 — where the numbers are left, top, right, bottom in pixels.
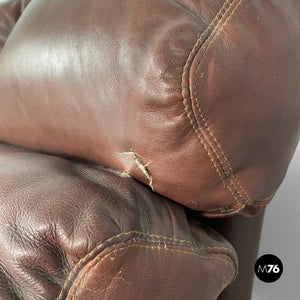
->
181, 0, 247, 214
182, 0, 234, 187
206, 191, 276, 213
250, 203, 268, 207
57, 231, 235, 299
181, 0, 233, 69
206, 205, 245, 214
196, 0, 247, 203
194, 0, 249, 213
182, 0, 250, 215
70, 243, 236, 299
246, 192, 276, 206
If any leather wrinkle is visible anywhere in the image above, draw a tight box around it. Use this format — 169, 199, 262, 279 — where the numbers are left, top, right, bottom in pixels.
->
0, 260, 22, 300
170, 0, 206, 22
3, 221, 70, 297
182, 0, 255, 215
20, 264, 61, 289
6, 217, 69, 272
58, 230, 237, 299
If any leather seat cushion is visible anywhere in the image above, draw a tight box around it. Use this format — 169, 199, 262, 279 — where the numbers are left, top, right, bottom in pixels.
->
0, 143, 237, 300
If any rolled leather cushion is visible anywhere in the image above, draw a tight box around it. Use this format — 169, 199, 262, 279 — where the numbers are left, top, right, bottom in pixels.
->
0, 142, 237, 300
0, 0, 299, 217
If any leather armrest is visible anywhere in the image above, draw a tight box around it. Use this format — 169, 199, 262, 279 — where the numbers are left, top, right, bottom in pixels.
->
0, 143, 237, 299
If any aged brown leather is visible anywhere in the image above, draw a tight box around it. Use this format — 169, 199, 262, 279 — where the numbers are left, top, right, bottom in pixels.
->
0, 142, 237, 300
0, 0, 299, 217
0, 1, 299, 299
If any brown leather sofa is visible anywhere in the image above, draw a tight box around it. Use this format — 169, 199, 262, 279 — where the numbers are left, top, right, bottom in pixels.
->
0, 0, 299, 299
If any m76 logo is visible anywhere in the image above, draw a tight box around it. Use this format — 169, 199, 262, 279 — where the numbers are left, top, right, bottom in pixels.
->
257, 264, 280, 274
255, 254, 283, 282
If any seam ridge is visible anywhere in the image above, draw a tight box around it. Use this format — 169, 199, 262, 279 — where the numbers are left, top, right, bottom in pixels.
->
182, 0, 250, 214
70, 241, 237, 299
181, 0, 237, 201
194, 0, 249, 212
58, 230, 236, 299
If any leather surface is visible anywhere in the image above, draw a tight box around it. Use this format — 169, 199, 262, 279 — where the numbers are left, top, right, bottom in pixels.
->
0, 0, 299, 216
0, 0, 29, 51
0, 143, 237, 300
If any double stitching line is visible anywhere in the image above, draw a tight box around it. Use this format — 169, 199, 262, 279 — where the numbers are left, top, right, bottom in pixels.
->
206, 191, 276, 213
194, 0, 249, 211
182, 0, 250, 214
57, 231, 193, 299
70, 242, 236, 299
246, 191, 276, 207
58, 231, 236, 299
182, 0, 234, 188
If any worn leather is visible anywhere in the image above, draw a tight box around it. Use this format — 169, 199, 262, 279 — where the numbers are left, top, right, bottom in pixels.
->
0, 0, 299, 217
0, 142, 237, 300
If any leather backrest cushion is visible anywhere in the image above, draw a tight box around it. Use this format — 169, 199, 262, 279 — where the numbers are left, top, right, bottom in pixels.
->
0, 0, 299, 216
0, 143, 237, 299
